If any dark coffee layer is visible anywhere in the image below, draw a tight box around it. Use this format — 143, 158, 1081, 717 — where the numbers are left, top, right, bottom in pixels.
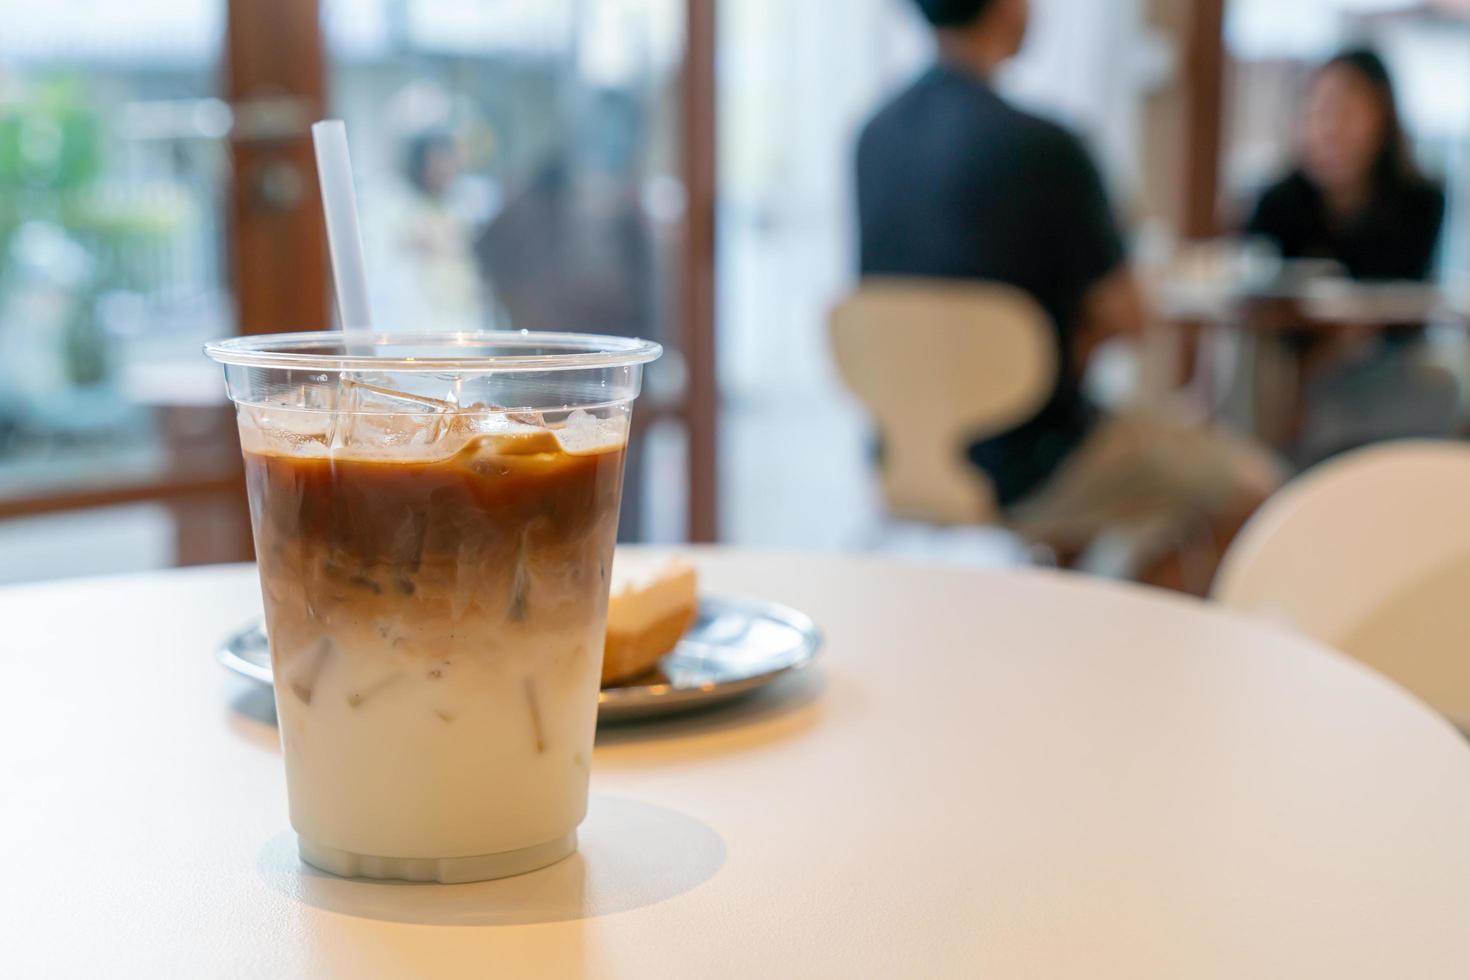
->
245, 432, 625, 658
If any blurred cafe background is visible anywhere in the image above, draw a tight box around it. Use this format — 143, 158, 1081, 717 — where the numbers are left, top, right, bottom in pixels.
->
2, 0, 1470, 589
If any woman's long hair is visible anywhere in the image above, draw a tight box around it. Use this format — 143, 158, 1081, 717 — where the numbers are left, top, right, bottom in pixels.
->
1317, 48, 1424, 193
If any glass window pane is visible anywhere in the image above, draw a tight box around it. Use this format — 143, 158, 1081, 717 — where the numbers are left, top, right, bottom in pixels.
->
0, 0, 236, 571
324, 0, 689, 541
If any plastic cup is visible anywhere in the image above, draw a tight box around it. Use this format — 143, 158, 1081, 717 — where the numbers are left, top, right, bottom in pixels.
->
205, 331, 661, 882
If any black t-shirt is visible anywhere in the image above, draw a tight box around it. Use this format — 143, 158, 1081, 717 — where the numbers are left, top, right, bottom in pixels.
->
1246, 170, 1445, 281
856, 64, 1125, 506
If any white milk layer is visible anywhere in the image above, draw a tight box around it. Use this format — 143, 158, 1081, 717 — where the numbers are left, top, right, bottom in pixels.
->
271, 615, 603, 860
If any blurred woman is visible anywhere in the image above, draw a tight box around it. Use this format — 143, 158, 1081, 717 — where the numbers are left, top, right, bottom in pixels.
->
1243, 49, 1456, 466
1247, 49, 1444, 281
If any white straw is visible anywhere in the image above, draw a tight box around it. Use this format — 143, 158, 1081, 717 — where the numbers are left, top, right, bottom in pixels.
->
311, 120, 373, 331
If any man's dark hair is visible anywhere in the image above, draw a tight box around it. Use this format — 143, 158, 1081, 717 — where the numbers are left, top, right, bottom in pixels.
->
911, 0, 998, 27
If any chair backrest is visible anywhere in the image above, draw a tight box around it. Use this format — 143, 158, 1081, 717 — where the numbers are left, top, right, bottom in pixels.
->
830, 279, 1057, 524
1213, 439, 1470, 728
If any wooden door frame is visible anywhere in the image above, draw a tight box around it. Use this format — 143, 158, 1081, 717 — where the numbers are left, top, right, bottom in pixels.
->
681, 0, 719, 543
226, 0, 331, 334
1181, 0, 1226, 239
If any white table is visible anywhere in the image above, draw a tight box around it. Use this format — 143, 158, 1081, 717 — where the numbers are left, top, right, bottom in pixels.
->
6, 551, 1470, 978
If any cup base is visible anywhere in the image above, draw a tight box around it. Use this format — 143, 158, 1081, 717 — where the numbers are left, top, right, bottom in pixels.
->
297, 831, 577, 883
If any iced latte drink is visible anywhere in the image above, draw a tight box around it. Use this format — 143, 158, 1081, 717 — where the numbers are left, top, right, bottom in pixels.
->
206, 333, 660, 882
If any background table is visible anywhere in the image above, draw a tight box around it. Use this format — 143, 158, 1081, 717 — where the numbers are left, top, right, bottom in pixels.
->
1153, 270, 1467, 450
6, 551, 1470, 978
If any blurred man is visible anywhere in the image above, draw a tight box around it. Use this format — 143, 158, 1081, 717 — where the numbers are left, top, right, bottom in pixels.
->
856, 0, 1280, 591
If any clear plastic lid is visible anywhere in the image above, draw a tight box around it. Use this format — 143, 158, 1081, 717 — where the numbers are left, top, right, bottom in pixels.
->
206, 331, 662, 414
204, 330, 663, 374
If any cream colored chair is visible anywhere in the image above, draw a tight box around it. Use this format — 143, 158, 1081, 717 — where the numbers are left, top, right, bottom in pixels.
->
830, 279, 1057, 526
1213, 439, 1470, 729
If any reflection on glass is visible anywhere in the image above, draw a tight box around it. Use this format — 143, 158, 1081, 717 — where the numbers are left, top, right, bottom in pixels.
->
324, 0, 689, 541
325, 0, 684, 348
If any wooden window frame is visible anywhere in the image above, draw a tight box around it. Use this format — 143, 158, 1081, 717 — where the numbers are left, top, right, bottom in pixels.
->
0, 0, 721, 554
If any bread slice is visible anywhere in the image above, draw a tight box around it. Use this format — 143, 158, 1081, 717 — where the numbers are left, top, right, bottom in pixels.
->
602, 556, 698, 685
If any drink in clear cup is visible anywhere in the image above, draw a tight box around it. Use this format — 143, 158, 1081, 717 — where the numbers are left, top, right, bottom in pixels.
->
206, 332, 660, 882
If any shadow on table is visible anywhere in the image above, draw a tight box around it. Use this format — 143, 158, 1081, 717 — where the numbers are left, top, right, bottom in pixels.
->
594, 669, 826, 759
256, 795, 725, 926
226, 681, 280, 752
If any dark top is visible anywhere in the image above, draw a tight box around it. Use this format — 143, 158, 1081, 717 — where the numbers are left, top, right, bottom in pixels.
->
856, 65, 1125, 505
1246, 170, 1445, 281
